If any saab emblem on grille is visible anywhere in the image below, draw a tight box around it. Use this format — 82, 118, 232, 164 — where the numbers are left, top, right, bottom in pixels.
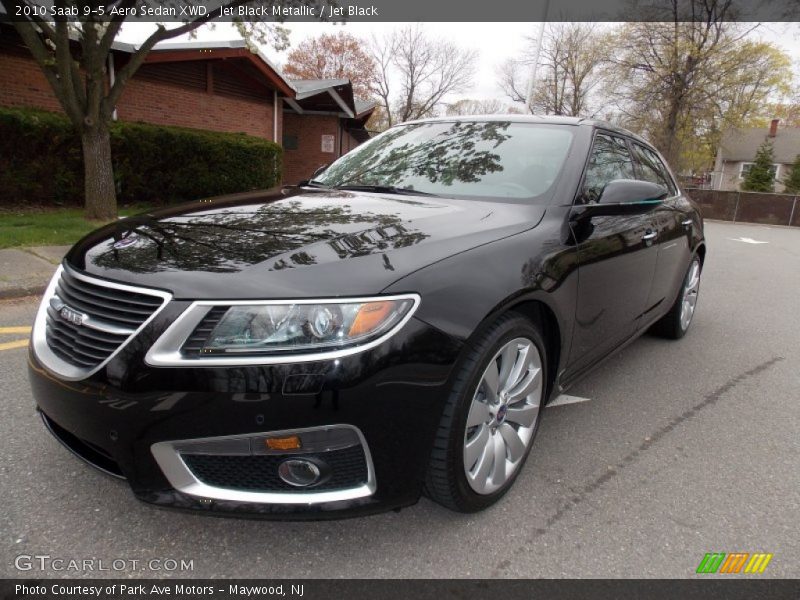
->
59, 305, 87, 326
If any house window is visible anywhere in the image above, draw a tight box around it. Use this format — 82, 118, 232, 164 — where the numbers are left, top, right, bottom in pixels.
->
740, 162, 778, 180
282, 134, 298, 150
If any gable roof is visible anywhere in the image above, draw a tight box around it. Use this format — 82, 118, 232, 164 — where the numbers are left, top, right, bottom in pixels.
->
354, 99, 377, 118
719, 127, 800, 164
292, 79, 351, 95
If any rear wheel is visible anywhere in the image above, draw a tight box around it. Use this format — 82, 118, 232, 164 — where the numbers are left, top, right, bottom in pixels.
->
424, 313, 547, 512
651, 256, 702, 339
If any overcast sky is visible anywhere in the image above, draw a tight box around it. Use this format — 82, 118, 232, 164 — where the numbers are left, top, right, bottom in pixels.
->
119, 22, 800, 106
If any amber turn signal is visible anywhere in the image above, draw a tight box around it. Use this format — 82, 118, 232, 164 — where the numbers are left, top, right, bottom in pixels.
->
265, 435, 302, 450
348, 301, 395, 337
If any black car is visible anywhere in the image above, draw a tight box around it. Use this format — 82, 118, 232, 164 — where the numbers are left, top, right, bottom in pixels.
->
29, 116, 705, 518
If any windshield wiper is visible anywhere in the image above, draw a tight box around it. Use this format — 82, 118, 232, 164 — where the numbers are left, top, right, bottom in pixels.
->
333, 184, 440, 197
299, 179, 331, 188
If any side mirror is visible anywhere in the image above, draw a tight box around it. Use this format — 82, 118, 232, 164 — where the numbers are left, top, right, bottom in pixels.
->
577, 179, 667, 218
599, 179, 668, 206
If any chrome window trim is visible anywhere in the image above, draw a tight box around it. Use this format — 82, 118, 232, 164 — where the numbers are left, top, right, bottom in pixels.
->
32, 263, 172, 382
151, 425, 376, 505
144, 293, 421, 367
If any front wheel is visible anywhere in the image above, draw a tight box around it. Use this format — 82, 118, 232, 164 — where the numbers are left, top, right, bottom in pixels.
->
651, 255, 702, 339
424, 313, 547, 512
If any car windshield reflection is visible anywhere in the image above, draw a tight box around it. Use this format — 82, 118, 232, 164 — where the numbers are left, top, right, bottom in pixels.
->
315, 121, 574, 201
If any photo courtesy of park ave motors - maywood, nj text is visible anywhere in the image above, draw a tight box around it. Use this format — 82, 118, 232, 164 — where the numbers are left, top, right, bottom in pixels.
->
0, 0, 798, 595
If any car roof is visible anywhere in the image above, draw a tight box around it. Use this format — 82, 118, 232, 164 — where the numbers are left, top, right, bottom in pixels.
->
399, 114, 651, 147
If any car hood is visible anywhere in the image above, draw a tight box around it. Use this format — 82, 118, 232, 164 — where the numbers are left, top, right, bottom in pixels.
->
67, 188, 544, 299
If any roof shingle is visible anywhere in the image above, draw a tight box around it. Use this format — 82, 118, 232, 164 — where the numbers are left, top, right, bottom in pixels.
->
719, 127, 800, 163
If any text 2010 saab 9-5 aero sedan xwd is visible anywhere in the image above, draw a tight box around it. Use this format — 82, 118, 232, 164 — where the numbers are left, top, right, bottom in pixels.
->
29, 116, 704, 518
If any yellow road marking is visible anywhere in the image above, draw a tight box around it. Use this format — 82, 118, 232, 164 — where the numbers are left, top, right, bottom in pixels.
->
0, 339, 29, 351
0, 326, 31, 335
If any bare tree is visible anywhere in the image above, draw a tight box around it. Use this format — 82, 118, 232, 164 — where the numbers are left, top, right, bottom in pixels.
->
370, 26, 477, 128
609, 1, 791, 172
500, 23, 610, 117
445, 98, 506, 116
369, 32, 395, 130
1, 0, 295, 219
608, 1, 733, 169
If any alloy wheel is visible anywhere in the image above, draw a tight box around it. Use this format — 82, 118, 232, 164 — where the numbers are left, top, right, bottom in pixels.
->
463, 337, 543, 494
680, 260, 701, 331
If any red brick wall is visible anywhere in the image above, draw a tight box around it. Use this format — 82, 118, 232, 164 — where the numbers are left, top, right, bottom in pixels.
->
282, 112, 341, 184
117, 76, 278, 141
0, 49, 64, 113
0, 48, 281, 144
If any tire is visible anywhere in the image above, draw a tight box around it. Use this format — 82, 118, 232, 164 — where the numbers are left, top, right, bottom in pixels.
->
650, 255, 702, 340
424, 312, 547, 512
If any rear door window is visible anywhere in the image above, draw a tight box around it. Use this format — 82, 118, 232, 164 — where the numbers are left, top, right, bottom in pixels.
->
579, 133, 636, 204
631, 143, 677, 195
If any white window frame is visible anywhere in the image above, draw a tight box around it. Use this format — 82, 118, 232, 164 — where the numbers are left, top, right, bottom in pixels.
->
739, 162, 779, 180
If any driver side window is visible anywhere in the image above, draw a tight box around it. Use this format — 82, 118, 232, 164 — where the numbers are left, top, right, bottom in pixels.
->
579, 133, 635, 204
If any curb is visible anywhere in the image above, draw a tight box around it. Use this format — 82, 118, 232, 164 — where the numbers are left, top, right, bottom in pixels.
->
0, 283, 48, 301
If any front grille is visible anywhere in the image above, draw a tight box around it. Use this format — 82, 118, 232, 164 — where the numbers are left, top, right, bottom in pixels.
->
44, 267, 166, 370
181, 445, 369, 493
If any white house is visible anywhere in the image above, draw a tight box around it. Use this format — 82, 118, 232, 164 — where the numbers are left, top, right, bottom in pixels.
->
712, 119, 800, 192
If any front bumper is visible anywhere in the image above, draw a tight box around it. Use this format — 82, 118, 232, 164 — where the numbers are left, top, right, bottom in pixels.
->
29, 308, 463, 519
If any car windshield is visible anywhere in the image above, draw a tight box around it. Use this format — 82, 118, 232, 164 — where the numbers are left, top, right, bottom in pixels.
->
314, 121, 574, 201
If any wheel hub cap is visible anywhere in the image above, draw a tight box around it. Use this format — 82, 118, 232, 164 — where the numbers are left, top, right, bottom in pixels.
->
495, 404, 508, 424
463, 337, 543, 495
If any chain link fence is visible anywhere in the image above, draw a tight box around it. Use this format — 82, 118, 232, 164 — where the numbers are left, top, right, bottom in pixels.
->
686, 189, 800, 227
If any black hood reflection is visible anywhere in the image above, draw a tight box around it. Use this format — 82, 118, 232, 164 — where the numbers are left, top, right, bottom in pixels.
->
69, 188, 542, 299
90, 195, 427, 274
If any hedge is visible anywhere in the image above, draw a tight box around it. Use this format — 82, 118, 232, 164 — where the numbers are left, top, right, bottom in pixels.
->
0, 107, 283, 208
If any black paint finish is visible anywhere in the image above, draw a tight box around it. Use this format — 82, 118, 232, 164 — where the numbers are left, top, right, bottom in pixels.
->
30, 117, 705, 518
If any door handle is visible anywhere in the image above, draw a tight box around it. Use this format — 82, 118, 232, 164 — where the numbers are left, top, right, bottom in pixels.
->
681, 219, 693, 227
642, 231, 658, 241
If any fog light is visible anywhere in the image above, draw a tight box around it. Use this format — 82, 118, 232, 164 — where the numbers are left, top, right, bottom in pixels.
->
278, 459, 322, 487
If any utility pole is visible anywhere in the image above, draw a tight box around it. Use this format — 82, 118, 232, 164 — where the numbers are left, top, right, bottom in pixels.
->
524, 0, 551, 113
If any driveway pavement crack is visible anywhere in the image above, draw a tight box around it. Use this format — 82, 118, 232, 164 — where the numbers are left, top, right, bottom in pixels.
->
492, 356, 784, 576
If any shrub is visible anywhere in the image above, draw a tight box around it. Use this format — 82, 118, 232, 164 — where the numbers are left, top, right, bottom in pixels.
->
782, 154, 800, 194
0, 108, 82, 206
0, 107, 282, 208
741, 140, 776, 193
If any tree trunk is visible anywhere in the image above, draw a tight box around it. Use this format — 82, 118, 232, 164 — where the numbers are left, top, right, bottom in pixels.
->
81, 126, 117, 220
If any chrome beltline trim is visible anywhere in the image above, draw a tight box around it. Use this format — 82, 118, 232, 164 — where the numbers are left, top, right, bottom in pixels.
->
151, 425, 377, 505
145, 293, 420, 367
32, 263, 173, 382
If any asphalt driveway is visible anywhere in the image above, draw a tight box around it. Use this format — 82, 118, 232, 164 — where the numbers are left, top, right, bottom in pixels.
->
1, 220, 798, 578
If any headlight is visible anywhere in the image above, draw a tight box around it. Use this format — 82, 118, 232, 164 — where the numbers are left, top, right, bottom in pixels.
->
203, 298, 415, 354
145, 294, 420, 366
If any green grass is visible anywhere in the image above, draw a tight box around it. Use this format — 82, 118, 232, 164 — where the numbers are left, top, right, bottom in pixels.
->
0, 205, 152, 249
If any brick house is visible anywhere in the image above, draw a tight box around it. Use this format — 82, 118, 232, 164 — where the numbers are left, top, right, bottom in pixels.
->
712, 119, 800, 192
282, 79, 375, 184
0, 26, 375, 184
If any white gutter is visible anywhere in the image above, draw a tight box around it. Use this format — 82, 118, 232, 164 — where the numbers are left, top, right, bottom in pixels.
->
273, 89, 279, 142
108, 53, 118, 121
